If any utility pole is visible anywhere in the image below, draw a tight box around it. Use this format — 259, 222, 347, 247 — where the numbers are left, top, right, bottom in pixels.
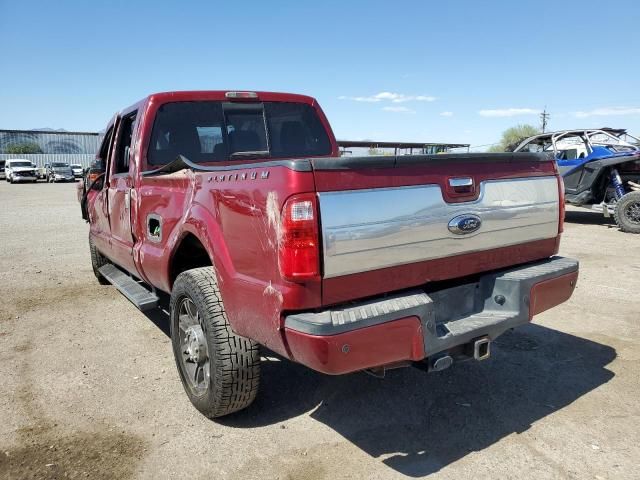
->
540, 108, 550, 133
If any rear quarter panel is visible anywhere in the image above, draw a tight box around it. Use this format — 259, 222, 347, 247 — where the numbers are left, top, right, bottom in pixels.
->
135, 165, 319, 355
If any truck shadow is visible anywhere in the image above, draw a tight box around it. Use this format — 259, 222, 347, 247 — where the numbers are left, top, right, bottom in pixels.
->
141, 304, 615, 477
565, 209, 617, 228
222, 324, 616, 477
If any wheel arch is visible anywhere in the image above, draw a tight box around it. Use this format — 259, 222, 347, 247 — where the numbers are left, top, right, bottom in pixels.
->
168, 231, 213, 289
167, 204, 235, 291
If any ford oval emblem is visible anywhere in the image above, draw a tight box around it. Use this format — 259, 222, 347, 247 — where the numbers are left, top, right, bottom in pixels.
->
448, 214, 482, 235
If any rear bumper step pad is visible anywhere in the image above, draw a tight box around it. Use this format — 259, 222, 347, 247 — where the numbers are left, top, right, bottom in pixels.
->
285, 256, 578, 363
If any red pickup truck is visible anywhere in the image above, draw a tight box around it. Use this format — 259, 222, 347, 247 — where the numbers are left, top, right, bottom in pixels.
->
81, 90, 578, 418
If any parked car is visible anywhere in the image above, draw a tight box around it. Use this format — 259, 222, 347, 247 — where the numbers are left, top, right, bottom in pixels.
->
514, 128, 640, 233
5, 159, 37, 183
36, 164, 49, 180
80, 90, 578, 418
70, 163, 84, 178
46, 162, 75, 182
0, 160, 5, 180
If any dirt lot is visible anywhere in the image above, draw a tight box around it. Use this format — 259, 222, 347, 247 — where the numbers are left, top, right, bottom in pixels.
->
0, 181, 639, 480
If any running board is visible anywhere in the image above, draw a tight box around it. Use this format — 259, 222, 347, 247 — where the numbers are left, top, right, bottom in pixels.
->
98, 264, 159, 311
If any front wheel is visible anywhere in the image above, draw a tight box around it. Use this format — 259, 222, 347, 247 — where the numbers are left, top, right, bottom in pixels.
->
614, 191, 640, 234
170, 267, 260, 418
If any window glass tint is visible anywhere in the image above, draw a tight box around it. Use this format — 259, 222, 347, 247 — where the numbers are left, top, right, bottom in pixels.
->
147, 101, 331, 166
224, 108, 268, 154
265, 102, 331, 157
148, 102, 226, 165
196, 126, 223, 153
114, 113, 136, 174
99, 127, 113, 160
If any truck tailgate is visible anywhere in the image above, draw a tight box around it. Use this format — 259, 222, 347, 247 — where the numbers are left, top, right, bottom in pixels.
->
311, 153, 561, 304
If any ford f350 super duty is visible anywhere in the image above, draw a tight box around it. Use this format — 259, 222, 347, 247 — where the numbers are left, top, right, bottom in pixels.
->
80, 90, 578, 418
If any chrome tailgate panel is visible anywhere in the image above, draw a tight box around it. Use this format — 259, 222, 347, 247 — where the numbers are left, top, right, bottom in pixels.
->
318, 176, 559, 278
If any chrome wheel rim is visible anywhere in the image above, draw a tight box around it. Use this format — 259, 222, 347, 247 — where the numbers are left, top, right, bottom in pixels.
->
177, 297, 210, 396
625, 202, 640, 224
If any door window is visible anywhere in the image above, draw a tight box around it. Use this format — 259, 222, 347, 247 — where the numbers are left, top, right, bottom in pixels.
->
114, 113, 137, 174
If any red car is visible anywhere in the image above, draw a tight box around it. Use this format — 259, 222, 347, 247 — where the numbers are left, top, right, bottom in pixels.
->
81, 90, 578, 418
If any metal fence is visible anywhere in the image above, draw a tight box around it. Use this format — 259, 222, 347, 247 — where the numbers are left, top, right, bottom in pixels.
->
0, 129, 100, 154
0, 129, 100, 168
0, 153, 95, 168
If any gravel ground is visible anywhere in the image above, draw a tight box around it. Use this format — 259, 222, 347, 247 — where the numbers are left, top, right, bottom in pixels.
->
0, 181, 639, 480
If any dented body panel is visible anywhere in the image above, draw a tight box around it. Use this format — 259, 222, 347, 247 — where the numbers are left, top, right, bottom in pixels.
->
85, 90, 578, 372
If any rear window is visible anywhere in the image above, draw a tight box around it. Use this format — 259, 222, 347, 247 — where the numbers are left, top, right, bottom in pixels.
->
147, 101, 331, 166
10, 161, 32, 167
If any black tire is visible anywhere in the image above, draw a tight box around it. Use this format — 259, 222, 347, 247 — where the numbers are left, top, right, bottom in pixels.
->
614, 191, 640, 234
89, 237, 110, 284
170, 267, 260, 418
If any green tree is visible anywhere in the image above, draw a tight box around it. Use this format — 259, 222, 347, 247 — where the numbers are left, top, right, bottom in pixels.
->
6, 142, 42, 154
488, 124, 540, 152
487, 144, 504, 153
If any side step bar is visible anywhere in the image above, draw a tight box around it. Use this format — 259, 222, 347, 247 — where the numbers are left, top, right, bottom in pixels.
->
98, 264, 159, 311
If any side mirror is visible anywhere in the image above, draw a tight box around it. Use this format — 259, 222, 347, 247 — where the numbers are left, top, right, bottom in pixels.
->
90, 174, 105, 190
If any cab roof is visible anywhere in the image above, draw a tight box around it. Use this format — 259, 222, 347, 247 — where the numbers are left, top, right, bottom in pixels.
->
120, 90, 319, 116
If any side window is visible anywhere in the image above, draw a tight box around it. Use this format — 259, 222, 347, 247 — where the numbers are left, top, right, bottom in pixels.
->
114, 113, 137, 174
97, 126, 113, 171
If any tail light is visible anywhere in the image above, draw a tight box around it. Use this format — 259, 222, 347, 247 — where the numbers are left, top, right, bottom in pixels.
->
279, 193, 320, 281
557, 175, 565, 233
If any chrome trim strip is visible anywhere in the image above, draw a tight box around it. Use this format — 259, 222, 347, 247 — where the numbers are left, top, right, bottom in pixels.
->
318, 176, 559, 278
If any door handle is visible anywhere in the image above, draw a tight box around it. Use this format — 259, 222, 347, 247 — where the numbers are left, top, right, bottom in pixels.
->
448, 177, 473, 188
124, 190, 131, 211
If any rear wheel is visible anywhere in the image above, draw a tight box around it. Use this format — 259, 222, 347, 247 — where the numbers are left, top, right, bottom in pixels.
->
170, 267, 260, 418
89, 237, 110, 284
614, 191, 640, 234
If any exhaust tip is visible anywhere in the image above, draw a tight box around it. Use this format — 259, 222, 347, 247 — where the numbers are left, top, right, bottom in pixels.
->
474, 337, 491, 361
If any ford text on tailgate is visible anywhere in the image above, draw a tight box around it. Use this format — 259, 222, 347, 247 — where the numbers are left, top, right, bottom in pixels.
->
80, 91, 578, 418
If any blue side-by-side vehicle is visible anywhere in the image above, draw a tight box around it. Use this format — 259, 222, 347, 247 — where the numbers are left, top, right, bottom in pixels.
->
515, 128, 640, 233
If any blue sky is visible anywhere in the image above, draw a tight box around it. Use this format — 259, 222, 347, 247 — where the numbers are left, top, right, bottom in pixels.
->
1, 0, 639, 150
